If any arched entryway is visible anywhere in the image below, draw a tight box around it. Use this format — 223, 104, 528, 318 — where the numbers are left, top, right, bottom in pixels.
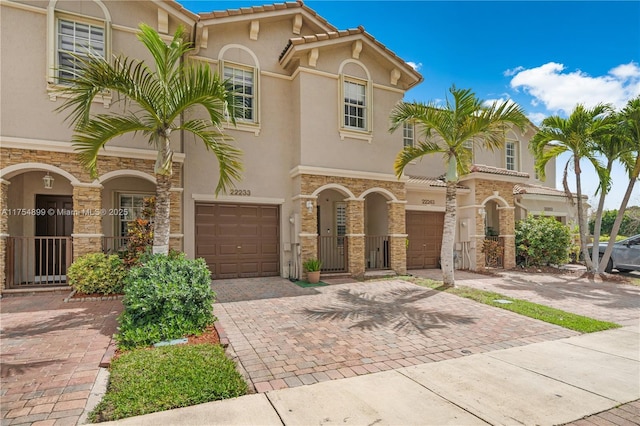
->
364, 192, 390, 270
316, 188, 349, 273
1, 165, 77, 288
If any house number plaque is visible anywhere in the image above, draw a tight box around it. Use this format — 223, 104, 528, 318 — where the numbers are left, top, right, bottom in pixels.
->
230, 189, 251, 196
421, 199, 435, 205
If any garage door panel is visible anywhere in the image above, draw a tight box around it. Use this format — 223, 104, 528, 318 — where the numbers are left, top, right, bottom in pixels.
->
195, 202, 280, 279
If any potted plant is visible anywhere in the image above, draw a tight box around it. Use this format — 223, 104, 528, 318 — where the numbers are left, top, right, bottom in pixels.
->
303, 258, 322, 284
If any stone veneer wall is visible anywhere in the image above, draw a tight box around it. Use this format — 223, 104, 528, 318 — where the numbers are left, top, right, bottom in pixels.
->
474, 179, 517, 269
0, 148, 183, 291
0, 181, 9, 291
299, 174, 406, 279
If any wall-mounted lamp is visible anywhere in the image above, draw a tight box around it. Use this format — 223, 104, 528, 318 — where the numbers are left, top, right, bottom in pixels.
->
306, 200, 313, 213
478, 207, 486, 218
43, 172, 54, 189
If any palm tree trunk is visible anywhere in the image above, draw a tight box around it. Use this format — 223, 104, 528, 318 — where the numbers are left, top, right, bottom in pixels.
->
575, 157, 593, 272
441, 180, 456, 287
599, 159, 640, 270
152, 136, 173, 255
591, 161, 613, 273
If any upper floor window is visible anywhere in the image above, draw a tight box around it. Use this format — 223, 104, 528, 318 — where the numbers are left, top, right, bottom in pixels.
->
343, 79, 367, 130
57, 18, 105, 82
403, 123, 415, 148
506, 141, 518, 170
224, 64, 255, 122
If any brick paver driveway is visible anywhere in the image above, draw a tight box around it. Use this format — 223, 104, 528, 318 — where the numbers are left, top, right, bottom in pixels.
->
1, 294, 121, 425
413, 269, 640, 326
212, 277, 577, 393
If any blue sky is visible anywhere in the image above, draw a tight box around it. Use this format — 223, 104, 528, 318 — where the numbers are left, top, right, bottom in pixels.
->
177, 0, 640, 211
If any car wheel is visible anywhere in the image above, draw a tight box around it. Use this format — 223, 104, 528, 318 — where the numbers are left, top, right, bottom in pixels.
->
605, 258, 613, 273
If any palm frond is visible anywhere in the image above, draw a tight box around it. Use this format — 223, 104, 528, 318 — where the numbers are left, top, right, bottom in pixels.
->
179, 119, 243, 195
72, 115, 152, 177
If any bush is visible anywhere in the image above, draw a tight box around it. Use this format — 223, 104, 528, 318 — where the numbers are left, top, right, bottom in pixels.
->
116, 253, 216, 349
516, 215, 571, 267
122, 196, 155, 267
67, 253, 126, 295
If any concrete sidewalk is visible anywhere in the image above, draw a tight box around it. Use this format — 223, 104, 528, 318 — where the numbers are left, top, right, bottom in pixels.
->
104, 322, 639, 426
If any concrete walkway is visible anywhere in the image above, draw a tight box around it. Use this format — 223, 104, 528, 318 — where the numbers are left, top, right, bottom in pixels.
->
104, 322, 640, 425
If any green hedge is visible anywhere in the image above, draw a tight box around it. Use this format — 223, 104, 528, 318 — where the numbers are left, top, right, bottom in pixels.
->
67, 253, 126, 295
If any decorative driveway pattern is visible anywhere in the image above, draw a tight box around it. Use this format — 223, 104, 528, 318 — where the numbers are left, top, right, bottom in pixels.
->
0, 294, 122, 426
212, 278, 577, 393
413, 269, 640, 325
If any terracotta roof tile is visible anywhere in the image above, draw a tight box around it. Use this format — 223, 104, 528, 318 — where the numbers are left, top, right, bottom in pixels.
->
513, 183, 579, 198
469, 164, 529, 178
407, 176, 468, 189
198, 1, 337, 32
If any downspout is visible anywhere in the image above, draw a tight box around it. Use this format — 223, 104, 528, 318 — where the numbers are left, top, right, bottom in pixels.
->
513, 196, 527, 219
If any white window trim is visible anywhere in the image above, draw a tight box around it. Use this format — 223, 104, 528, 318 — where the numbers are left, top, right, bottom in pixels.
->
220, 59, 260, 135
403, 123, 415, 148
339, 74, 372, 142
505, 140, 519, 171
47, 9, 112, 106
116, 192, 153, 237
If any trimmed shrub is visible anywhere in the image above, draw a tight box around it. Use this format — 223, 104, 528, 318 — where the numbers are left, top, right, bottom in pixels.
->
516, 215, 571, 267
67, 253, 127, 295
116, 253, 216, 349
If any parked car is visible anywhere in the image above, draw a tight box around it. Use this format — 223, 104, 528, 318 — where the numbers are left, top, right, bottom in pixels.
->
591, 234, 640, 273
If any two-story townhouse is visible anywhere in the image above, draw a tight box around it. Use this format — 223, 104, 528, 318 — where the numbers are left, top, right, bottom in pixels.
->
0, 0, 579, 292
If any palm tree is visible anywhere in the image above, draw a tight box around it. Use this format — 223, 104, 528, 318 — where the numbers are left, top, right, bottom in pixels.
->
530, 104, 612, 273
590, 123, 630, 272
598, 97, 640, 271
390, 86, 527, 287
57, 24, 242, 255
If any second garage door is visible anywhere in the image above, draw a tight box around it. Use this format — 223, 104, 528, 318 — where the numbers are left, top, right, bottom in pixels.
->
406, 211, 444, 269
195, 203, 280, 279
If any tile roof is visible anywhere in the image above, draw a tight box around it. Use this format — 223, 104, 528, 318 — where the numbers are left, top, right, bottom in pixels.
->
407, 176, 468, 189
279, 27, 423, 83
514, 183, 574, 197
197, 0, 337, 31
469, 164, 529, 178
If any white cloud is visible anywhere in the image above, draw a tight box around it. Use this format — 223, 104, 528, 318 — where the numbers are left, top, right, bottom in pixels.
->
509, 61, 640, 115
407, 61, 422, 71
526, 112, 547, 125
482, 97, 519, 109
504, 66, 524, 77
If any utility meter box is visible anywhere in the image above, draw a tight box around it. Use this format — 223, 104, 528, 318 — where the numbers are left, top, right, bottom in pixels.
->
459, 218, 471, 242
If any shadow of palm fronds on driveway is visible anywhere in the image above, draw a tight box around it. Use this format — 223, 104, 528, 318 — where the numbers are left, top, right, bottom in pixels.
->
301, 287, 475, 336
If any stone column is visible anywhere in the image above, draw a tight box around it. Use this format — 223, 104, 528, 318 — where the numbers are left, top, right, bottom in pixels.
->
346, 198, 365, 279
474, 207, 486, 271
498, 206, 516, 269
299, 196, 318, 281
72, 184, 103, 260
387, 201, 407, 275
0, 179, 10, 292
169, 187, 183, 252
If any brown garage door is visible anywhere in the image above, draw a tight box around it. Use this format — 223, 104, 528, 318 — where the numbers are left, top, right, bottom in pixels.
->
195, 203, 280, 279
406, 211, 444, 269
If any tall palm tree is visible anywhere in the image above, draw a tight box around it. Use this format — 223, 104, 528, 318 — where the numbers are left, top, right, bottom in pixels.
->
390, 86, 527, 287
590, 124, 630, 272
599, 97, 640, 271
57, 24, 242, 255
530, 104, 612, 273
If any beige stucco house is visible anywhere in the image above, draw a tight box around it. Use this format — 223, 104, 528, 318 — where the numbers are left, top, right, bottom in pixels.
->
0, 0, 579, 291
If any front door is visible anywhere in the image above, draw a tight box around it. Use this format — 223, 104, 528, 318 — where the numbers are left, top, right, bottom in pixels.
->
35, 195, 73, 278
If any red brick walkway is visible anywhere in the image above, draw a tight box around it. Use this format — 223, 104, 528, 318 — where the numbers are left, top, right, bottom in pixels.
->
1, 294, 121, 426
212, 278, 577, 393
563, 399, 640, 425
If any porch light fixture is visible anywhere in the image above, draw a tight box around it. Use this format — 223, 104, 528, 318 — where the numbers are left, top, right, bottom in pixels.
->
306, 200, 313, 213
43, 172, 54, 189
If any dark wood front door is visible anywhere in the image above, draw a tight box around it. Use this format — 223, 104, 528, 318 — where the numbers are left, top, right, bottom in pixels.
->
406, 211, 444, 269
35, 195, 73, 276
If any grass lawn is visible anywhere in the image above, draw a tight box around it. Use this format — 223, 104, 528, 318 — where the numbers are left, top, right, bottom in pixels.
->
90, 344, 247, 422
403, 276, 621, 333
